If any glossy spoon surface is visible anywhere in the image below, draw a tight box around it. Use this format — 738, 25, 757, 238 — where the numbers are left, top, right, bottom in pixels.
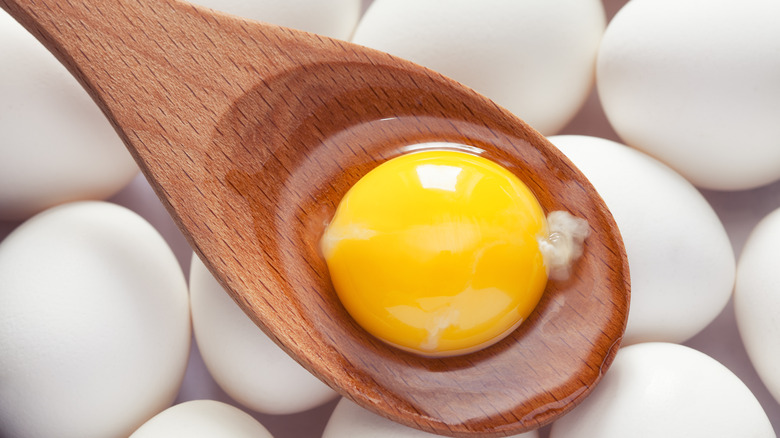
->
0, 1, 630, 436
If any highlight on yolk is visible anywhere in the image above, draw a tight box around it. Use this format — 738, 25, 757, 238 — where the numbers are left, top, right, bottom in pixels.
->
320, 149, 585, 357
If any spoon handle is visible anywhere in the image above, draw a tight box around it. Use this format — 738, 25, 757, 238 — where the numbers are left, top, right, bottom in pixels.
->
1, 0, 339, 156
1, 3, 632, 436
0, 0, 368, 254
2, 0, 219, 122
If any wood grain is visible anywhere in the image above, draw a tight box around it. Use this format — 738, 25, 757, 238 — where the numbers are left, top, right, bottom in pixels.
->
0, 1, 630, 436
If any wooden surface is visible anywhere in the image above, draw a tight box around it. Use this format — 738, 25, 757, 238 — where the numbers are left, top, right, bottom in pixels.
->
0, 0, 630, 436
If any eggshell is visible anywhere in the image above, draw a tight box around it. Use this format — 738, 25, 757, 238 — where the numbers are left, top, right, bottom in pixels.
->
597, 0, 780, 190
323, 398, 540, 438
548, 135, 734, 344
188, 0, 361, 40
351, 0, 605, 135
0, 11, 138, 221
0, 201, 191, 438
189, 255, 338, 415
129, 400, 273, 438
735, 207, 780, 405
549, 343, 775, 438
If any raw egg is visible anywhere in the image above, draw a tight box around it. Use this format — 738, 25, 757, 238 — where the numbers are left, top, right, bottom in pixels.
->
324, 397, 540, 438
597, 0, 780, 190
549, 343, 775, 438
0, 201, 190, 438
735, 207, 780, 406
188, 0, 361, 40
351, 0, 606, 135
189, 255, 337, 415
549, 135, 734, 345
0, 11, 138, 221
130, 400, 273, 438
321, 149, 586, 357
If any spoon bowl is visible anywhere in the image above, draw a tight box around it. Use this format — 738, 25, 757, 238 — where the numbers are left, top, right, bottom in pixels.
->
0, 1, 630, 436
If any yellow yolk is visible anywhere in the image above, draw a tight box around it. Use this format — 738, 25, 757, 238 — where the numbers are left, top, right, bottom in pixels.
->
320, 150, 549, 357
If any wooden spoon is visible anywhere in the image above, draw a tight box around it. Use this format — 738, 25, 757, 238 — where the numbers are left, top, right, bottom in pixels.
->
1, 1, 629, 436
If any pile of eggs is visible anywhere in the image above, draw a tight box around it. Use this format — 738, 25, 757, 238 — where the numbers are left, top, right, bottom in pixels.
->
1, 0, 779, 436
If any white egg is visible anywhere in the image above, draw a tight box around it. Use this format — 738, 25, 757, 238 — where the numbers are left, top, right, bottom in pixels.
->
549, 343, 774, 438
351, 0, 605, 135
187, 0, 361, 40
548, 135, 734, 344
189, 255, 338, 415
735, 207, 780, 405
597, 0, 780, 191
130, 400, 273, 438
0, 11, 138, 221
323, 398, 540, 438
0, 201, 191, 438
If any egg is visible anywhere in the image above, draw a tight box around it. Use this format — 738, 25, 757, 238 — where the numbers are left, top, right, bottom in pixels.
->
597, 0, 780, 190
129, 400, 273, 438
735, 207, 780, 405
189, 255, 338, 415
321, 150, 552, 357
548, 135, 734, 345
323, 397, 540, 438
187, 0, 361, 40
0, 201, 190, 438
0, 11, 139, 221
549, 342, 775, 438
351, 0, 605, 135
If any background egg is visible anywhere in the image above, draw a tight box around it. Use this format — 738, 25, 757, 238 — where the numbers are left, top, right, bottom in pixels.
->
351, 0, 605, 135
735, 207, 780, 405
0, 201, 191, 438
596, 0, 780, 190
548, 135, 735, 345
187, 0, 362, 39
130, 400, 273, 438
189, 255, 338, 415
549, 343, 774, 438
323, 398, 540, 438
0, 11, 139, 221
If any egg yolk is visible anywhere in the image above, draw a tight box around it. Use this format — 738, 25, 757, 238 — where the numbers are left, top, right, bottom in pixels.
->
320, 150, 549, 357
